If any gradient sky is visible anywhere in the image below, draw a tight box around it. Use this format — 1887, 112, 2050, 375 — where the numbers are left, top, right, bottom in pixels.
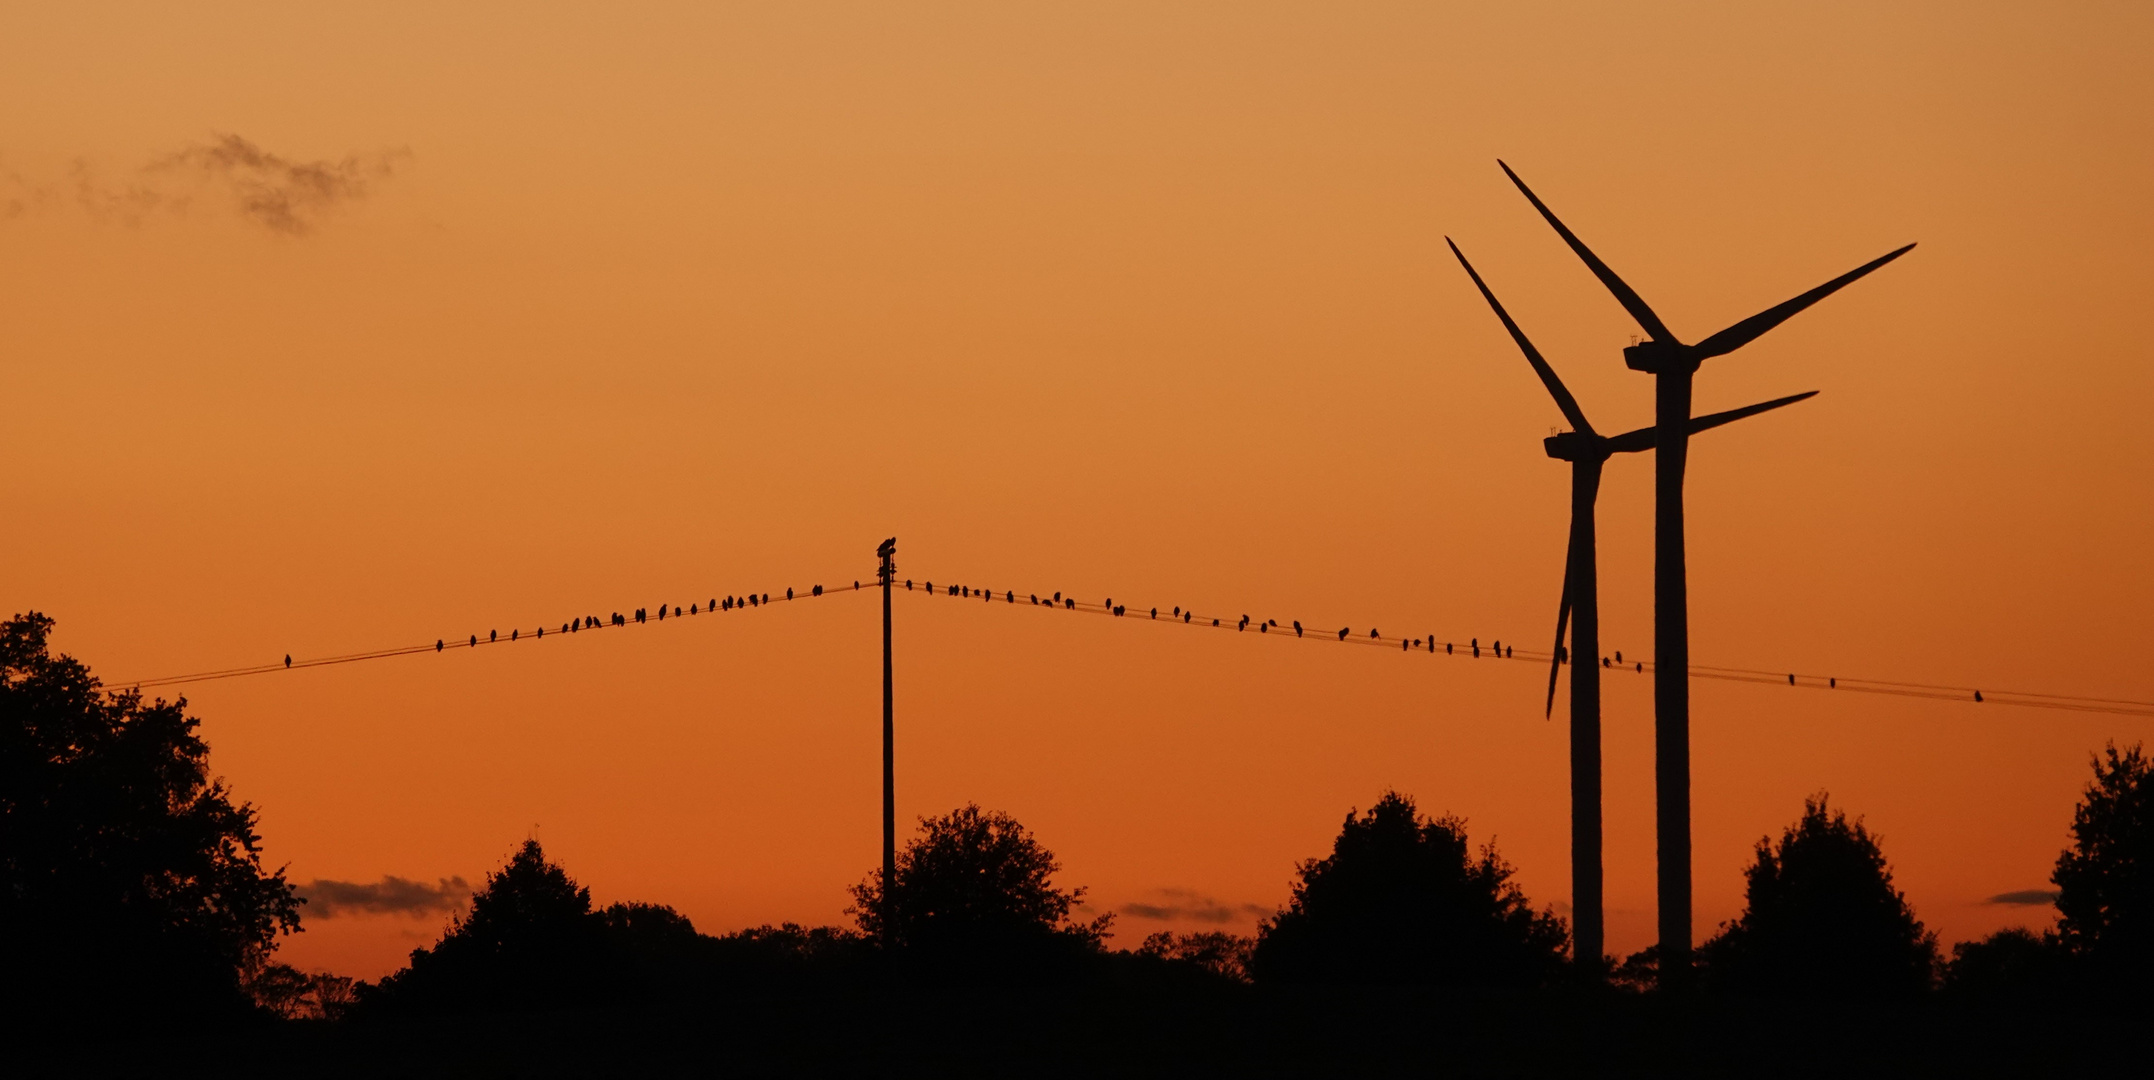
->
6, 2, 2151, 979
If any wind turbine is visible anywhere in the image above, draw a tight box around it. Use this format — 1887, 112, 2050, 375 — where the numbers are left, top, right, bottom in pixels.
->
1447, 238, 1816, 974
1497, 161, 1912, 980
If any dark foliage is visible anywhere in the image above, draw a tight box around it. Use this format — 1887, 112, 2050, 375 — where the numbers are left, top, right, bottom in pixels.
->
360, 839, 878, 1014
1249, 791, 1568, 986
0, 611, 300, 1017
2053, 741, 2154, 992
364, 839, 612, 1011
1701, 794, 1937, 997
1941, 927, 2068, 998
245, 963, 358, 1021
1137, 931, 1253, 982
849, 804, 1110, 970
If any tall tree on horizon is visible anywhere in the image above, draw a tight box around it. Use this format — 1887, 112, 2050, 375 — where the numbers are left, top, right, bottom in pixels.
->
1701, 794, 1937, 996
1251, 791, 1568, 986
2052, 741, 2154, 991
0, 611, 300, 1015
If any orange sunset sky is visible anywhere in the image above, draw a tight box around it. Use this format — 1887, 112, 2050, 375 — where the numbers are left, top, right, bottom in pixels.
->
6, 2, 2152, 979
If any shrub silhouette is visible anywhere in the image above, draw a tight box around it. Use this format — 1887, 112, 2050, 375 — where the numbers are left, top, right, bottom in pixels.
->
1137, 931, 1254, 982
0, 611, 300, 1016
244, 962, 358, 1020
2053, 741, 2154, 992
849, 804, 1109, 965
1701, 794, 1937, 996
1942, 927, 2067, 998
1249, 791, 1568, 986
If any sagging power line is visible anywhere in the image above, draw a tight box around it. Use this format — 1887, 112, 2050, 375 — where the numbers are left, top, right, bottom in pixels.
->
105, 559, 2154, 721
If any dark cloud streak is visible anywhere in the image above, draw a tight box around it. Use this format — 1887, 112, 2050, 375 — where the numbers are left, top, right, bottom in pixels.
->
298, 875, 470, 919
1984, 889, 2061, 907
1119, 888, 1269, 924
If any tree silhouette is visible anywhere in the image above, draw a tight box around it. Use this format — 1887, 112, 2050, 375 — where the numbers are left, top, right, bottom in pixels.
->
1248, 791, 1568, 986
1137, 930, 1253, 982
0, 611, 299, 1015
849, 804, 1109, 963
1942, 927, 2066, 998
2052, 741, 2154, 992
366, 838, 609, 1011
1701, 794, 1937, 996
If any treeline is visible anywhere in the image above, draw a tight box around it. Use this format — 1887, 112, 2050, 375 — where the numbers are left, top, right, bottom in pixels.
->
5, 609, 2152, 1031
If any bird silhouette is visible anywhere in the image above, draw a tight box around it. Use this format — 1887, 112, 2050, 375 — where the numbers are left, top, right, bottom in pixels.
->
283, 654, 291, 668
1293, 620, 1303, 637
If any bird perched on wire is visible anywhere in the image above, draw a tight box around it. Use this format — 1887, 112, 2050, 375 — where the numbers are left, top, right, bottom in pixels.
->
283, 655, 291, 668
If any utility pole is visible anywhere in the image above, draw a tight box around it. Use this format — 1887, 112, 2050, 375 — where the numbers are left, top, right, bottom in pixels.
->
877, 536, 897, 938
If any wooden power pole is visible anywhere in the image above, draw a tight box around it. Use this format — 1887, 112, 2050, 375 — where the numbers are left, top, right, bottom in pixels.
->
877, 536, 897, 933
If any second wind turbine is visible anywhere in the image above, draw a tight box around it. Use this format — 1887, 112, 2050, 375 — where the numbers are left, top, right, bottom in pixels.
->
1498, 161, 1912, 980
1448, 238, 1816, 973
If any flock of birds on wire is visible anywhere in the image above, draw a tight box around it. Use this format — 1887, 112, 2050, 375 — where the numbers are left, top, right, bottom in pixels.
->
109, 568, 2154, 720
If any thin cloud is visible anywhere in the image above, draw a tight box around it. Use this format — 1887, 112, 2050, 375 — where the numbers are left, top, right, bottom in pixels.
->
149, 133, 405, 235
1120, 888, 1270, 924
298, 875, 470, 919
1984, 889, 2060, 907
4, 134, 406, 235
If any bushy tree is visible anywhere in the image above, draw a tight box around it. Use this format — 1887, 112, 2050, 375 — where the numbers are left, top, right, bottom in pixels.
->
1249, 791, 1568, 986
366, 839, 609, 1011
849, 804, 1108, 963
0, 611, 300, 1015
2052, 741, 2154, 991
1701, 794, 1937, 996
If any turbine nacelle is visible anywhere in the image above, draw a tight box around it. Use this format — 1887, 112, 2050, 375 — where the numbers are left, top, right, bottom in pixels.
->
1623, 339, 1694, 375
1542, 430, 1604, 462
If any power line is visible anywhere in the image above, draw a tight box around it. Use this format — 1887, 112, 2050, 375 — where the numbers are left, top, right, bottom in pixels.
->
105, 566, 2154, 720
111, 580, 873, 690
894, 575, 2154, 719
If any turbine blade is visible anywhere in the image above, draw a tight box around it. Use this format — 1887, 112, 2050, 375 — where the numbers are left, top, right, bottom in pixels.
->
1498, 160, 1677, 344
1687, 390, 1819, 435
1691, 244, 1917, 360
1601, 390, 1819, 454
1602, 424, 1657, 455
1546, 533, 1575, 719
1447, 238, 1595, 436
